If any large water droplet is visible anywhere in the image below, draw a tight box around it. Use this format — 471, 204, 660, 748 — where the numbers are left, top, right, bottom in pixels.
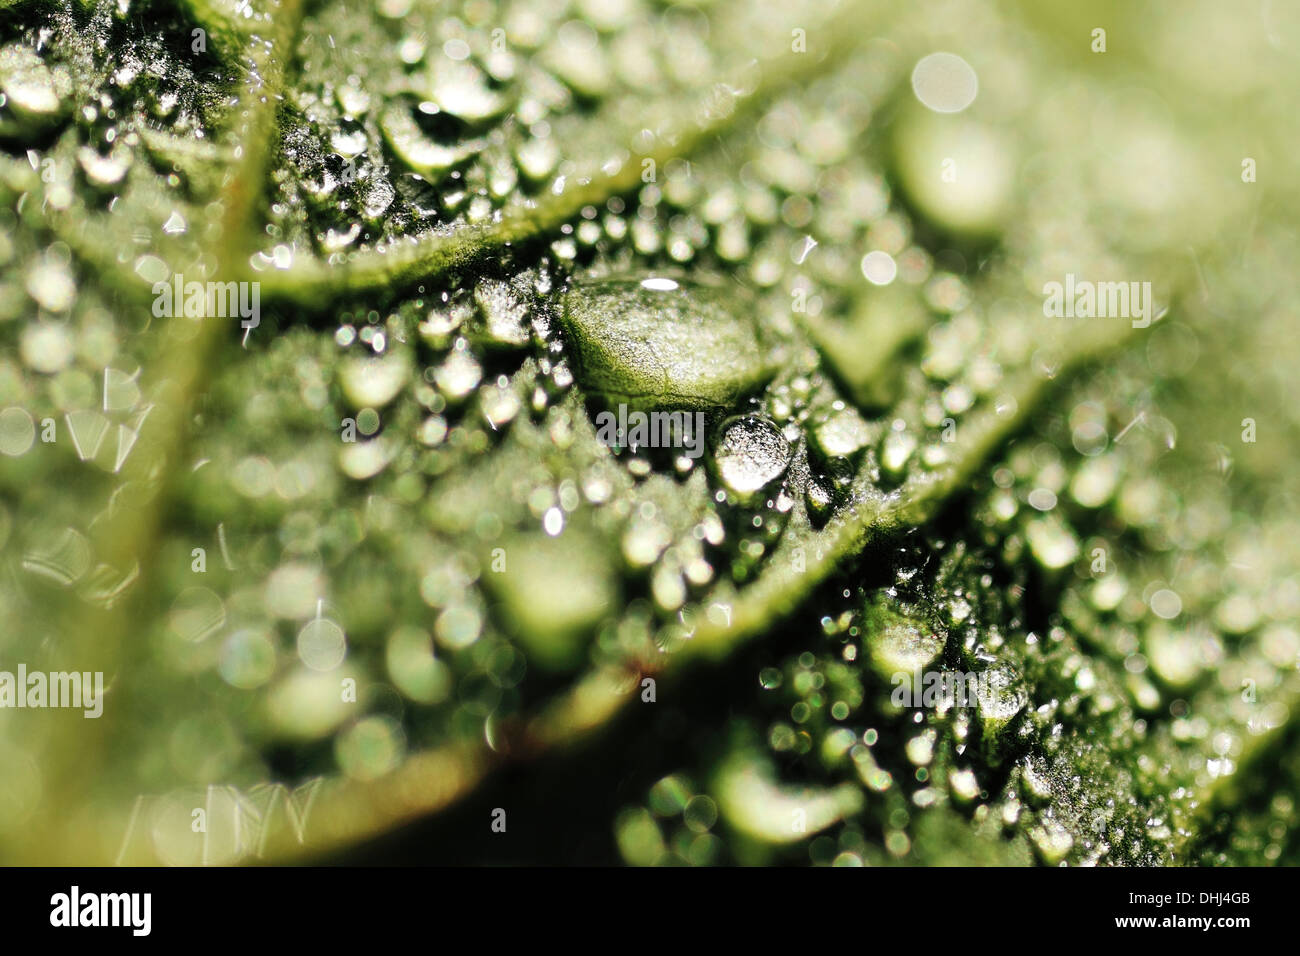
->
339, 353, 410, 408
561, 272, 780, 410
428, 60, 510, 123
977, 662, 1028, 737
710, 415, 790, 504
0, 45, 71, 129
381, 103, 481, 177
863, 598, 946, 680
473, 279, 530, 348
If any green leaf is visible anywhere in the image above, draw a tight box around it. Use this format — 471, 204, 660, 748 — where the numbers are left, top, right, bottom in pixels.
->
1, 0, 1297, 868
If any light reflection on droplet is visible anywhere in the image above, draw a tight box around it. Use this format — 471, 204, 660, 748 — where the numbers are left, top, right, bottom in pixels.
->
543, 506, 564, 536
1150, 588, 1183, 620
0, 407, 35, 456
297, 617, 347, 671
860, 250, 897, 285
911, 52, 979, 113
168, 586, 226, 643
